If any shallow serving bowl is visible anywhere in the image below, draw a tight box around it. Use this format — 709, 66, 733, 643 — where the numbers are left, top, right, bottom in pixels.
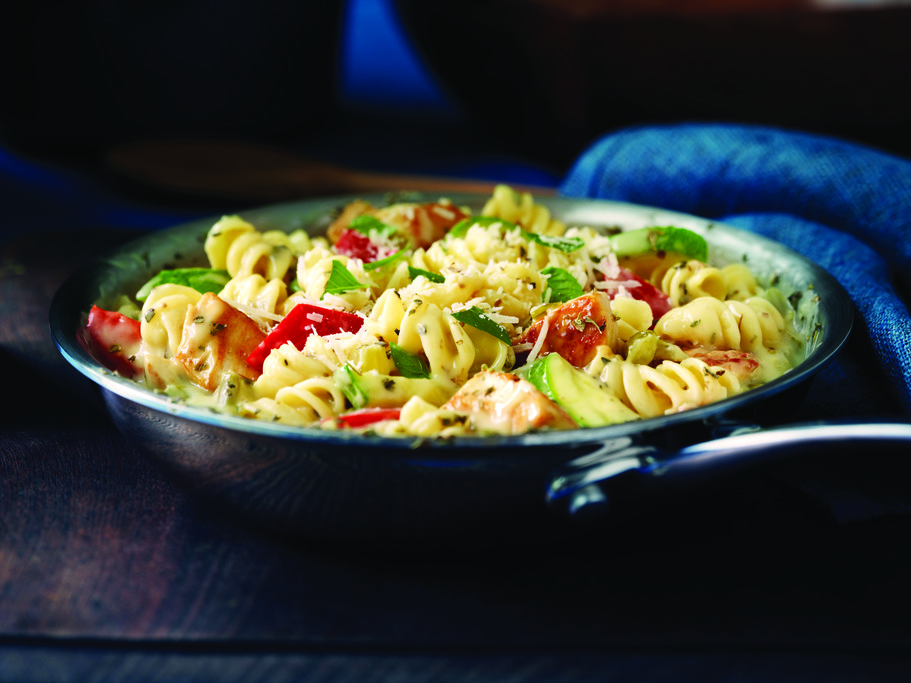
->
51, 193, 865, 539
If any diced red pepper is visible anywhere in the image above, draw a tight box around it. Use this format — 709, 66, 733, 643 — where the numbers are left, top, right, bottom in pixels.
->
85, 305, 143, 377
602, 267, 673, 322
335, 407, 402, 428
334, 228, 383, 262
246, 303, 365, 372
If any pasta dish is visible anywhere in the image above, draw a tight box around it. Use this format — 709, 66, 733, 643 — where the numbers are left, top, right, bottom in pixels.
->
84, 186, 802, 437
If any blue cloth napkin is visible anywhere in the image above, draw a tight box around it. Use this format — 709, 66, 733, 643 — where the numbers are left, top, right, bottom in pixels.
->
561, 123, 911, 416
561, 123, 911, 522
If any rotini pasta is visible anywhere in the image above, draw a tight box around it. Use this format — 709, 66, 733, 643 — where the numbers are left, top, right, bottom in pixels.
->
205, 215, 305, 280
219, 274, 288, 322
587, 356, 742, 418
654, 296, 786, 354
89, 185, 803, 437
658, 259, 728, 306
721, 264, 761, 301
480, 184, 565, 236
138, 283, 202, 387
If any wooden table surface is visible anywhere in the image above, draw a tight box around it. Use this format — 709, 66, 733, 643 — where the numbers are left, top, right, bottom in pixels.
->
2, 230, 910, 682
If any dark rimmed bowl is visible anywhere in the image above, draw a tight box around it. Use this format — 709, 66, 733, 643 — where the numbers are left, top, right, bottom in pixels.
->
50, 193, 853, 540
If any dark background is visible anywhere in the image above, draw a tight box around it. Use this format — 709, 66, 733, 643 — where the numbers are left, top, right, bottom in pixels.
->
5, 1, 911, 185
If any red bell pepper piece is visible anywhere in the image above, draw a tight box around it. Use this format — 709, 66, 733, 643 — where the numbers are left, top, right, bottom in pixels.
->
334, 228, 384, 262
246, 303, 365, 372
335, 407, 402, 428
602, 267, 673, 322
85, 305, 143, 377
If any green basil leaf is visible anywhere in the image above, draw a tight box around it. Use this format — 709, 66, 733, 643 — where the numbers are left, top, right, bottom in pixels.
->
324, 260, 369, 296
390, 343, 431, 379
526, 233, 584, 253
348, 214, 399, 238
364, 248, 407, 271
335, 363, 369, 409
136, 268, 230, 302
541, 266, 583, 303
408, 266, 445, 284
446, 216, 581, 253
450, 306, 511, 345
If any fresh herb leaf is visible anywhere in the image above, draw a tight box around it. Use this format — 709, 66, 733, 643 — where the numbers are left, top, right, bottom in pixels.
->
408, 266, 445, 284
348, 214, 398, 239
335, 363, 369, 409
541, 266, 583, 303
364, 249, 407, 271
390, 343, 431, 379
450, 306, 511, 345
136, 268, 230, 302
525, 233, 584, 252
446, 216, 581, 252
324, 260, 368, 296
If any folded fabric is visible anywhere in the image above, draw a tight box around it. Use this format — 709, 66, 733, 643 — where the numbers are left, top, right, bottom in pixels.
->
560, 123, 911, 522
560, 123, 911, 415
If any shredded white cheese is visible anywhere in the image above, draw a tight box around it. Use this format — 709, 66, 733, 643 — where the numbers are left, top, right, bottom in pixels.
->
526, 314, 550, 365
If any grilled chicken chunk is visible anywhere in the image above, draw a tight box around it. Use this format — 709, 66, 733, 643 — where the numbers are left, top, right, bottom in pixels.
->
177, 293, 266, 391
327, 198, 467, 248
443, 370, 577, 435
519, 291, 620, 368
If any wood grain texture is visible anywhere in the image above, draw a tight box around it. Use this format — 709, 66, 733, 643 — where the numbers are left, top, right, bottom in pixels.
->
2, 230, 911, 682
1, 646, 908, 683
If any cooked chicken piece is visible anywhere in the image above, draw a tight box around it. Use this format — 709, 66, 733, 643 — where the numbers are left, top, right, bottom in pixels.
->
177, 293, 266, 391
443, 370, 577, 435
519, 291, 620, 368
326, 198, 467, 249
326, 199, 372, 244
685, 347, 760, 384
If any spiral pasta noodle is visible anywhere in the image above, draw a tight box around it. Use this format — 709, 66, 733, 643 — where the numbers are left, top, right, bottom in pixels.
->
589, 356, 742, 418
251, 341, 336, 398
244, 342, 344, 424
396, 299, 502, 385
219, 274, 288, 322
205, 215, 298, 280
481, 184, 566, 236
247, 376, 348, 425
654, 296, 787, 354
610, 296, 654, 343
658, 259, 728, 306
720, 264, 761, 301
137, 284, 202, 387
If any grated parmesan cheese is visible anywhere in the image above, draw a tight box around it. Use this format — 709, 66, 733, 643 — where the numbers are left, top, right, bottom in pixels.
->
432, 205, 456, 221
526, 314, 550, 365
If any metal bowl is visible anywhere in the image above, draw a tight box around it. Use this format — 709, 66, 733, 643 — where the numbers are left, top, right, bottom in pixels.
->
50, 193, 857, 539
